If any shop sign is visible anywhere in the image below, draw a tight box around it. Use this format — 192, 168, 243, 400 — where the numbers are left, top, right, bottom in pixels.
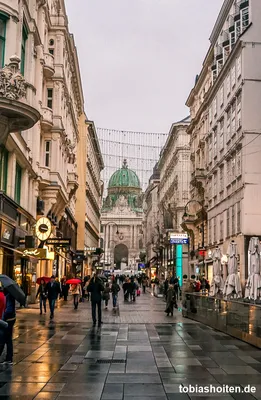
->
169, 232, 188, 244
46, 238, 71, 246
22, 248, 47, 259
1, 222, 15, 245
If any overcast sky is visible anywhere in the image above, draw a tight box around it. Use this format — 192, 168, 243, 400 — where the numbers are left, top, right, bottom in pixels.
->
65, 0, 223, 133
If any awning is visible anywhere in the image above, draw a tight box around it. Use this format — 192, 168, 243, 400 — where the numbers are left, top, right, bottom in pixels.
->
2, 245, 38, 263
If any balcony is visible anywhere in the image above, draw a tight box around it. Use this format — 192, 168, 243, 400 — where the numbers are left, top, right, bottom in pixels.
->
67, 171, 79, 199
0, 56, 40, 144
41, 107, 53, 131
191, 168, 206, 192
43, 53, 55, 78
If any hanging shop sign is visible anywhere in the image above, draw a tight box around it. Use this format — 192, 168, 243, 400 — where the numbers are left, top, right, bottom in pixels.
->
169, 232, 189, 245
46, 238, 71, 246
22, 248, 47, 259
1, 221, 15, 246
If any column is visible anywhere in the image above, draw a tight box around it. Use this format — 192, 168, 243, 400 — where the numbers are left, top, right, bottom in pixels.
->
21, 169, 29, 210
6, 152, 16, 199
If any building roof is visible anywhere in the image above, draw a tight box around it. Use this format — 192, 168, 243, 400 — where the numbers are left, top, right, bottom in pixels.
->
108, 159, 141, 189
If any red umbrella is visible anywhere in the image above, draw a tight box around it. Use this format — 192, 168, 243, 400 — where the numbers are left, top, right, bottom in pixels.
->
66, 278, 82, 285
36, 276, 51, 285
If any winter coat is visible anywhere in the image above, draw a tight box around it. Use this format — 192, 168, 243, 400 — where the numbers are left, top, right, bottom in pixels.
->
111, 283, 120, 295
46, 281, 61, 300
71, 284, 81, 296
36, 284, 47, 298
103, 286, 110, 301
3, 293, 16, 321
87, 277, 104, 302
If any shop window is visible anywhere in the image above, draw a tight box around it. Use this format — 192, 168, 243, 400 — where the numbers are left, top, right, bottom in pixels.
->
14, 163, 22, 204
21, 25, 28, 75
0, 145, 8, 192
0, 13, 8, 68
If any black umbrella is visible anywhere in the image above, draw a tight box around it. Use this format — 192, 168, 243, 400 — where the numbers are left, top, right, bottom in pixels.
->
0, 275, 26, 306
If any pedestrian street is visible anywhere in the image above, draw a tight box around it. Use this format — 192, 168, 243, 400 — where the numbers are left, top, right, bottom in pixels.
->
0, 292, 260, 400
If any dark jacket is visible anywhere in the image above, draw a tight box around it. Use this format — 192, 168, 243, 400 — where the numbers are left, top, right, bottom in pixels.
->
111, 282, 120, 295
36, 284, 47, 298
87, 277, 104, 302
3, 293, 16, 321
46, 281, 61, 300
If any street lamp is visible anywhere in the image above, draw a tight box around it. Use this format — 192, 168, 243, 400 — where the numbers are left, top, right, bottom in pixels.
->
182, 200, 207, 277
102, 222, 120, 269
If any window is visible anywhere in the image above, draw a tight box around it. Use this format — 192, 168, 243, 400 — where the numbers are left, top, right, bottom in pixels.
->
220, 119, 224, 150
231, 205, 235, 235
209, 106, 212, 125
44, 141, 51, 167
227, 159, 231, 185
213, 173, 217, 197
223, 45, 230, 62
208, 219, 212, 244
213, 97, 217, 117
220, 213, 224, 241
14, 163, 22, 204
237, 201, 241, 232
231, 101, 236, 134
0, 146, 8, 192
213, 217, 217, 243
231, 154, 236, 181
217, 59, 223, 74
208, 176, 212, 199
241, 7, 249, 30
208, 135, 212, 164
0, 14, 7, 68
230, 31, 236, 49
226, 209, 230, 237
236, 20, 241, 40
237, 150, 241, 176
227, 74, 231, 96
212, 69, 217, 84
49, 48, 54, 55
237, 93, 241, 129
236, 55, 241, 79
213, 129, 217, 158
47, 88, 53, 109
21, 25, 28, 75
220, 165, 224, 193
231, 65, 236, 88
227, 108, 231, 141
220, 85, 224, 107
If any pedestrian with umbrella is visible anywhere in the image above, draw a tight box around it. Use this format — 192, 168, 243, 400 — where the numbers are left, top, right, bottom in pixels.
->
36, 278, 48, 315
66, 278, 82, 310
46, 275, 61, 319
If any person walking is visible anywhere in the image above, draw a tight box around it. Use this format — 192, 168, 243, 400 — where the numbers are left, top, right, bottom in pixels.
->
36, 279, 47, 314
87, 273, 104, 327
0, 290, 16, 364
46, 275, 61, 319
61, 276, 69, 301
111, 280, 120, 308
165, 284, 176, 317
173, 276, 180, 301
103, 282, 110, 309
164, 278, 169, 301
71, 283, 82, 310
142, 277, 147, 294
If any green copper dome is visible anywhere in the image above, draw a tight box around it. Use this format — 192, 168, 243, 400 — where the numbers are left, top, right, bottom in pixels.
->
108, 160, 141, 189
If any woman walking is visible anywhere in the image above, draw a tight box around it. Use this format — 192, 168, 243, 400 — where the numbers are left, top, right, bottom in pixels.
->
103, 282, 110, 309
36, 279, 47, 315
0, 290, 16, 364
71, 283, 82, 310
165, 284, 176, 317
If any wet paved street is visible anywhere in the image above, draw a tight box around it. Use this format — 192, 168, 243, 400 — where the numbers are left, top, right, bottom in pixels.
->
1, 291, 261, 399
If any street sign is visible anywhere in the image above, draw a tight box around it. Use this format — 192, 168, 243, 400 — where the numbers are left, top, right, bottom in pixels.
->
46, 238, 71, 246
170, 238, 189, 244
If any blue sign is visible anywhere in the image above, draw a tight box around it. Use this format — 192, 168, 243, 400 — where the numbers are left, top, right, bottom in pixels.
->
170, 238, 189, 245
138, 263, 145, 270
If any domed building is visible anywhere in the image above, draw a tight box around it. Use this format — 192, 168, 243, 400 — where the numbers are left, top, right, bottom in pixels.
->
101, 160, 144, 271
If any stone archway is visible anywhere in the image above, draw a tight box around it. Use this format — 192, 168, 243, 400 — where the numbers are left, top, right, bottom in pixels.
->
114, 244, 129, 269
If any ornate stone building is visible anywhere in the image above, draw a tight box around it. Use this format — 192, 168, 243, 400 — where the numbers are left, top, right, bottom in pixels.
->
0, 0, 84, 298
101, 160, 144, 272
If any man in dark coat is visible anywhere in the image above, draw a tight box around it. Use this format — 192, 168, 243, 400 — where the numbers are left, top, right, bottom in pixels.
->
61, 276, 69, 301
46, 275, 61, 319
87, 273, 104, 327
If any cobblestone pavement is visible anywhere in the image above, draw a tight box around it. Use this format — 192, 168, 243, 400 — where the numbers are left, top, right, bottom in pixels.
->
0, 291, 260, 399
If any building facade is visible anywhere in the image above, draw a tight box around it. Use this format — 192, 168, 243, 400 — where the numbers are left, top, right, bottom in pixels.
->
101, 160, 144, 273
185, 0, 260, 285
75, 116, 104, 277
155, 118, 191, 283
0, 0, 84, 300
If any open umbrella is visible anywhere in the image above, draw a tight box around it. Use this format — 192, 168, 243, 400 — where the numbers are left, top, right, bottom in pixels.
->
245, 237, 261, 301
66, 278, 82, 285
0, 274, 26, 306
36, 276, 51, 285
209, 247, 224, 297
223, 241, 242, 300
